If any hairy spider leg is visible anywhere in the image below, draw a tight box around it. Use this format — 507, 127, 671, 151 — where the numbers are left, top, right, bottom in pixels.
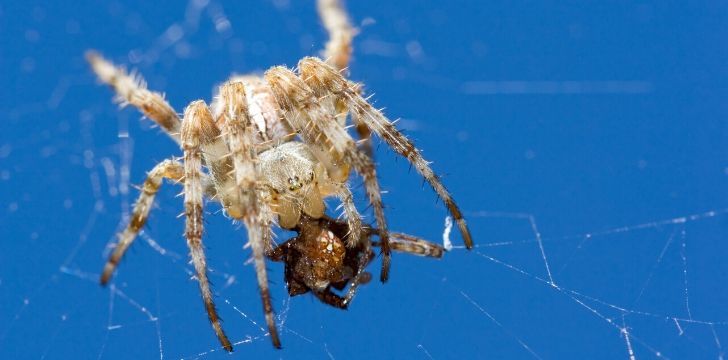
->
100, 160, 185, 284
86, 51, 182, 144
298, 57, 474, 250
217, 82, 281, 349
181, 102, 233, 352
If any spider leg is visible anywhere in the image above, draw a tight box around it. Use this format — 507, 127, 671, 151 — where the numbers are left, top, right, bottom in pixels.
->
217, 81, 281, 349
341, 231, 442, 306
181, 101, 233, 352
86, 51, 182, 144
313, 288, 347, 309
298, 57, 474, 250
352, 111, 374, 158
328, 183, 363, 247
317, 0, 355, 73
266, 239, 290, 262
341, 243, 376, 306
377, 232, 445, 259
100, 159, 185, 285
331, 270, 371, 290
316, 0, 375, 160
264, 66, 392, 282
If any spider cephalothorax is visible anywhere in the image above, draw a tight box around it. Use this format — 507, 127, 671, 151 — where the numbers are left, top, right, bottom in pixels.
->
269, 215, 445, 309
88, 0, 473, 352
257, 142, 329, 229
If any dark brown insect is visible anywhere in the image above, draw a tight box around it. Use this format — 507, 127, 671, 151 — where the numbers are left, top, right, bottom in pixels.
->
269, 215, 445, 308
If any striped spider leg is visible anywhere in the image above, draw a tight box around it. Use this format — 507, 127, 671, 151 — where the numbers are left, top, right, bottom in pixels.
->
99, 159, 185, 285
179, 102, 236, 351
298, 57, 474, 250
85, 51, 181, 144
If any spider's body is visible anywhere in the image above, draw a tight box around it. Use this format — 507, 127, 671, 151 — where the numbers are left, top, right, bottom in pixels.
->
88, 0, 473, 353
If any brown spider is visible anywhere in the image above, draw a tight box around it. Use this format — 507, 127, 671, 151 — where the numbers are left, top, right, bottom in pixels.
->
268, 215, 445, 309
87, 0, 473, 352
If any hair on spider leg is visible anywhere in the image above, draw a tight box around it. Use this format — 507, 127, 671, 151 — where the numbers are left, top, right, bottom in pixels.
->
268, 214, 444, 309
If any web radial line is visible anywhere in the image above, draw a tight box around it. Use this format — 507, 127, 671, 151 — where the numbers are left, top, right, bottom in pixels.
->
632, 229, 677, 307
710, 324, 724, 357
528, 215, 555, 286
621, 315, 636, 360
674, 319, 684, 335
223, 298, 267, 333
96, 286, 115, 360
62, 200, 103, 268
323, 343, 336, 360
179, 336, 261, 360
474, 248, 715, 358
460, 290, 543, 360
567, 294, 667, 358
39, 305, 77, 360
566, 285, 726, 326
0, 277, 53, 345
116, 115, 133, 219
679, 228, 693, 320
417, 344, 435, 360
154, 278, 164, 360
546, 208, 728, 242
110, 284, 158, 321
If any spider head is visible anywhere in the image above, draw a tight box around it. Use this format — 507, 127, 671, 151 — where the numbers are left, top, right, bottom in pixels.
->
259, 142, 326, 228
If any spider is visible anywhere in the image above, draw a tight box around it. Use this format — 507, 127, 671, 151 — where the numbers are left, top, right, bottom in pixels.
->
269, 214, 445, 309
87, 0, 473, 352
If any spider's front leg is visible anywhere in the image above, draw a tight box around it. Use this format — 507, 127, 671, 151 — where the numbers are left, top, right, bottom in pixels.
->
86, 51, 182, 144
216, 82, 281, 349
317, 0, 375, 159
100, 159, 185, 284
317, 0, 355, 73
180, 102, 233, 352
298, 57, 474, 250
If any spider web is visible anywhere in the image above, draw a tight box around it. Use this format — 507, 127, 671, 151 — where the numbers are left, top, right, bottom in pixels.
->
2, 1, 728, 359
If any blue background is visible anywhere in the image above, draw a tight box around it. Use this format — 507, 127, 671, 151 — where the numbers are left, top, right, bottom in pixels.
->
2, 1, 727, 359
